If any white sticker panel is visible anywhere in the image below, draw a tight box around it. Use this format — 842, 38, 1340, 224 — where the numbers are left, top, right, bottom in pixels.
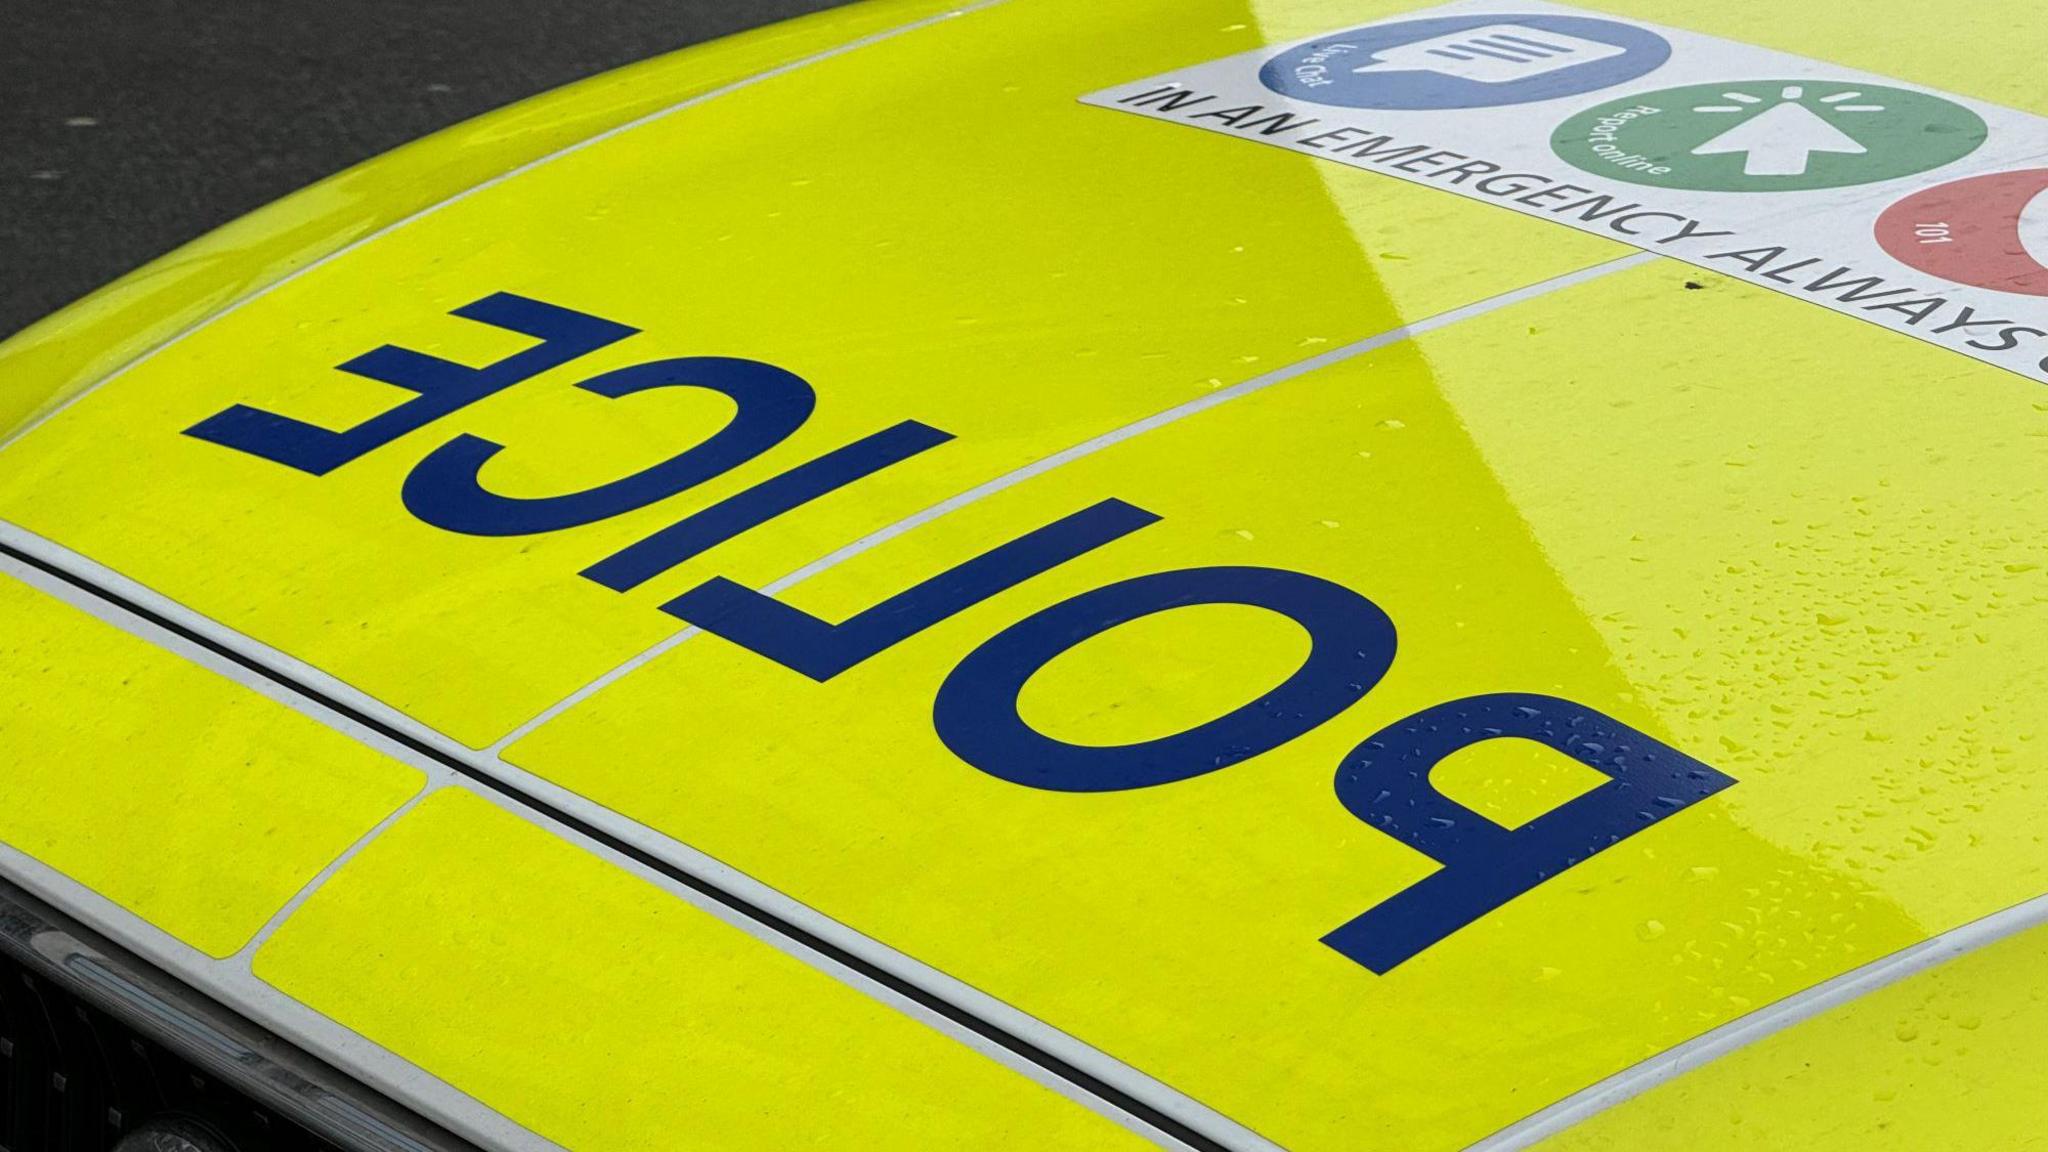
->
1084, 0, 2048, 384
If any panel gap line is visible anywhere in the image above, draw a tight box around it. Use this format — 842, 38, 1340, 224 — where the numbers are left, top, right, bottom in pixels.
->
229, 782, 449, 967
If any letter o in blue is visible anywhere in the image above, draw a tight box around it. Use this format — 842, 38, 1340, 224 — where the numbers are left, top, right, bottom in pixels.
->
933, 566, 1396, 792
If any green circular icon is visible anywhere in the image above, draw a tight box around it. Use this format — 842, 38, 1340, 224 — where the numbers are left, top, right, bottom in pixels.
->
1551, 80, 1986, 191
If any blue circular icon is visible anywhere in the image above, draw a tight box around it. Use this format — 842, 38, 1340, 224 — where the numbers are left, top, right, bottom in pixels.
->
1259, 14, 1670, 110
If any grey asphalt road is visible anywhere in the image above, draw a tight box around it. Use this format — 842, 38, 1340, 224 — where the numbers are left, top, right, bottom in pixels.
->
0, 0, 856, 341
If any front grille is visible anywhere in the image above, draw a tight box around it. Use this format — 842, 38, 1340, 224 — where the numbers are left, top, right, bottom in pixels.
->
1, 948, 335, 1152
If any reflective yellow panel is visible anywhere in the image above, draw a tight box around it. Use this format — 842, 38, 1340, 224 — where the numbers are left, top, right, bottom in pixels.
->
7, 0, 2048, 1145
251, 789, 1153, 1152
1538, 918, 2048, 1150
0, 0, 1621, 748
509, 257, 2047, 1151
0, 574, 422, 957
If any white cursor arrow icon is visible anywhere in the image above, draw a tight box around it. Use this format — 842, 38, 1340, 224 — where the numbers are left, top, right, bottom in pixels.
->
1691, 100, 1867, 176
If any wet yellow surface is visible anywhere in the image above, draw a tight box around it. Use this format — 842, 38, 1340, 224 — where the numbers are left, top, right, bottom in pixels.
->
1, 0, 2044, 1148
0, 573, 421, 956
1540, 916, 2048, 1150
254, 789, 1155, 1151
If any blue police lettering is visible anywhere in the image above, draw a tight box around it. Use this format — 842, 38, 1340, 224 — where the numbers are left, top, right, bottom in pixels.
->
668, 499, 1159, 681
185, 292, 633, 475
933, 565, 1396, 791
403, 356, 816, 536
185, 292, 1736, 972
582, 420, 952, 590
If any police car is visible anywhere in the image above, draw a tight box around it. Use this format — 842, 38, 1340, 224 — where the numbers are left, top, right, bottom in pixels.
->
3, 1, 2044, 1149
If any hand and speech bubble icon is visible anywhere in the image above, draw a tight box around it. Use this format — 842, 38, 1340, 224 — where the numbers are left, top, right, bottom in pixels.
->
1259, 13, 1669, 110
1350, 24, 1628, 85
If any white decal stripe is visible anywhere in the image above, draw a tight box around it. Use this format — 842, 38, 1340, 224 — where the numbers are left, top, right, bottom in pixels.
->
1472, 888, 2048, 1149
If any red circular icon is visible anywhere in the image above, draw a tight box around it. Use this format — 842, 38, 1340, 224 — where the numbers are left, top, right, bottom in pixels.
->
1875, 168, 2048, 296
